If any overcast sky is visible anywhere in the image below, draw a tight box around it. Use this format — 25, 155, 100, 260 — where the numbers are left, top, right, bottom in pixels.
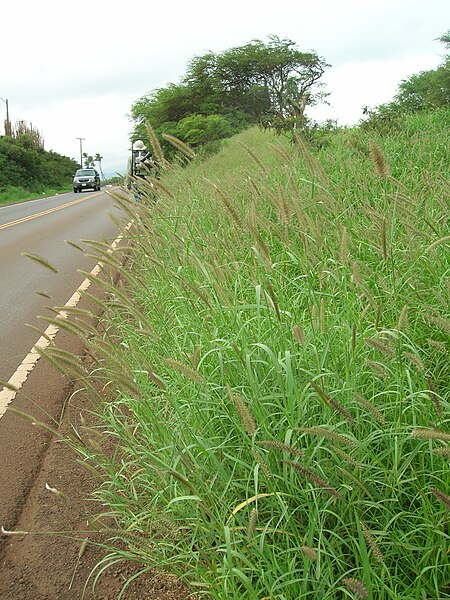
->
1, 0, 448, 176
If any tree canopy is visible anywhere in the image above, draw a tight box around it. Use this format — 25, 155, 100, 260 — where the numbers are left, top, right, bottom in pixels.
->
364, 30, 449, 125
130, 36, 329, 153
0, 133, 78, 191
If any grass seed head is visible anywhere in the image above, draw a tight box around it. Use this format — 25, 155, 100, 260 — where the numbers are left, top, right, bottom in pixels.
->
228, 386, 257, 436
283, 460, 341, 499
300, 545, 318, 560
259, 439, 305, 458
343, 577, 369, 598
412, 428, 450, 442
293, 324, 305, 344
360, 520, 384, 564
369, 141, 390, 178
247, 508, 258, 540
430, 488, 450, 510
164, 358, 204, 384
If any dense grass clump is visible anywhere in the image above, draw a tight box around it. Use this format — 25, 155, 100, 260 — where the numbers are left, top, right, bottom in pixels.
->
70, 111, 449, 598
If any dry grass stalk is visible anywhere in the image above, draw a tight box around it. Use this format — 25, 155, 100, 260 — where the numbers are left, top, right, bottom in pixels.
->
381, 217, 387, 261
266, 281, 281, 321
343, 577, 369, 598
293, 324, 305, 344
333, 446, 361, 470
427, 339, 448, 353
248, 224, 272, 270
402, 351, 424, 372
274, 183, 291, 226
352, 261, 362, 286
188, 346, 202, 370
247, 508, 258, 541
375, 303, 382, 330
309, 380, 354, 423
178, 277, 213, 310
351, 323, 356, 353
412, 428, 450, 442
360, 520, 384, 564
21, 253, 58, 274
164, 358, 204, 384
319, 298, 326, 333
238, 141, 267, 175
365, 336, 395, 357
311, 304, 318, 327
340, 227, 349, 264
298, 426, 357, 449
283, 460, 341, 499
162, 133, 195, 159
430, 488, 450, 510
259, 439, 304, 458
425, 314, 450, 336
365, 360, 390, 381
353, 392, 385, 425
434, 447, 450, 458
426, 376, 443, 416
359, 303, 371, 323
250, 448, 271, 479
145, 121, 166, 166
397, 304, 408, 331
369, 141, 390, 178
300, 545, 318, 560
213, 186, 244, 232
337, 467, 372, 499
426, 234, 450, 253
227, 386, 257, 436
293, 132, 328, 185
247, 198, 257, 230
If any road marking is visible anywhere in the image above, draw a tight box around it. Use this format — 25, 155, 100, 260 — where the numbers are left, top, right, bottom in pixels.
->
0, 192, 103, 231
0, 222, 132, 420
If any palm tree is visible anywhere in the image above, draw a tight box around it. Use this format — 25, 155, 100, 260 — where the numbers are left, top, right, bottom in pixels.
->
82, 152, 94, 167
94, 153, 105, 182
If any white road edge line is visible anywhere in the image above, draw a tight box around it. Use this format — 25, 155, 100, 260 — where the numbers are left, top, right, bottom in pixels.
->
0, 222, 132, 420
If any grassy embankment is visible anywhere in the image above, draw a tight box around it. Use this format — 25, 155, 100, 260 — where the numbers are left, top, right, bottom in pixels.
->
0, 185, 73, 206
47, 109, 448, 598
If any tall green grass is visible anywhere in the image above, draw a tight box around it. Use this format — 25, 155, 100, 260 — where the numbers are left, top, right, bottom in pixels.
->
58, 110, 448, 598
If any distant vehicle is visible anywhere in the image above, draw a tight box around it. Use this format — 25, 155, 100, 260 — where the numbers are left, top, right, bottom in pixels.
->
73, 169, 101, 193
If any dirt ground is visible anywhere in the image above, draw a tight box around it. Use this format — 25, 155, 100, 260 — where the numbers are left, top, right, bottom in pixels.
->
0, 290, 195, 599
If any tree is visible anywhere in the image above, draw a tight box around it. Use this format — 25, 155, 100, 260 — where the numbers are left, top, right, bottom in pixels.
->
0, 134, 77, 191
215, 36, 329, 120
82, 152, 95, 167
14, 120, 45, 148
363, 30, 449, 124
129, 35, 330, 151
94, 152, 105, 181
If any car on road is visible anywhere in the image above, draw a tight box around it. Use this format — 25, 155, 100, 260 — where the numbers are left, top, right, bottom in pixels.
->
73, 169, 101, 192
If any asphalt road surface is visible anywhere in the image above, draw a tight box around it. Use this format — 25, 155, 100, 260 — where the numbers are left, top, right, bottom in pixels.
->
0, 188, 121, 383
0, 189, 192, 598
0, 188, 124, 587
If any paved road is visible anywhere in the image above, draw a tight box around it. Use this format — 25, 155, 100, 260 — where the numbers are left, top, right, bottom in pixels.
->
0, 189, 121, 383
0, 187, 125, 552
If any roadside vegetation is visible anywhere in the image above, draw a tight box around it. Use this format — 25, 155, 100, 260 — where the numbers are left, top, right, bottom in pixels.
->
15, 31, 448, 599
0, 125, 78, 206
0, 184, 73, 206
34, 104, 449, 599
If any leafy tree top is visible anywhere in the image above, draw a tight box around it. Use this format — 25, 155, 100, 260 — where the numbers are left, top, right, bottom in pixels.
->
130, 35, 329, 149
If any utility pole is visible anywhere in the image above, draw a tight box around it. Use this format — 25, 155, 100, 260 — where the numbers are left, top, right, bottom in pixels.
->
0, 97, 11, 136
76, 137, 85, 168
